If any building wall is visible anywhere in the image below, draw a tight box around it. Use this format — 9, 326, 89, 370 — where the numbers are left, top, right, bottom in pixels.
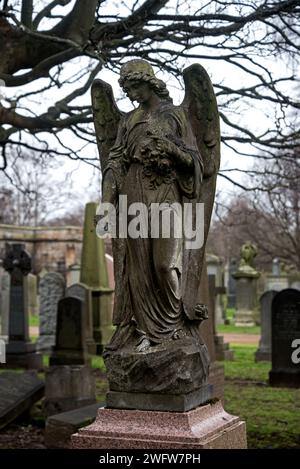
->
0, 224, 83, 275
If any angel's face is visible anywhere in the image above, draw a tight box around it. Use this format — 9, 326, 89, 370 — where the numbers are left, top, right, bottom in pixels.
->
123, 80, 152, 104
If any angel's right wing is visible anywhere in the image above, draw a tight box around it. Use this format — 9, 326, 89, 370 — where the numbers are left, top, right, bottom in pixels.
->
91, 79, 124, 172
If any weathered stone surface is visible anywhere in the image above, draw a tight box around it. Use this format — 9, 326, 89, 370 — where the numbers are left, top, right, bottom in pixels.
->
106, 385, 212, 412
65, 283, 97, 355
44, 365, 96, 416
72, 401, 247, 449
80, 202, 114, 354
2, 244, 42, 370
269, 288, 300, 388
0, 371, 44, 430
49, 297, 88, 366
0, 269, 10, 340
37, 272, 65, 352
105, 337, 209, 395
45, 402, 104, 448
255, 290, 276, 362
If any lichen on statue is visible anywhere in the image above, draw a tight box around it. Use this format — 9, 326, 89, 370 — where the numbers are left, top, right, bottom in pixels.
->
91, 59, 220, 393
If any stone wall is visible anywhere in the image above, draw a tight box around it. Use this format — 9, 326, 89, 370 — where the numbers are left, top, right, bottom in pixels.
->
0, 224, 82, 275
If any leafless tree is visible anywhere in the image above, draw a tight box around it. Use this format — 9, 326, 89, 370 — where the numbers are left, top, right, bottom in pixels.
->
208, 150, 300, 269
0, 147, 80, 225
0, 0, 299, 186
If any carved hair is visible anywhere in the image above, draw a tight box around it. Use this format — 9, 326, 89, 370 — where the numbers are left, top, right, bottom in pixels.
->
119, 70, 172, 102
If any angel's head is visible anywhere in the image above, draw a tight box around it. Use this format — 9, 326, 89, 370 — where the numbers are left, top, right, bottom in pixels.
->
119, 59, 172, 104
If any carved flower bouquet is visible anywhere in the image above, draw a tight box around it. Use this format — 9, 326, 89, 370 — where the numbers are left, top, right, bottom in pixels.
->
140, 133, 176, 188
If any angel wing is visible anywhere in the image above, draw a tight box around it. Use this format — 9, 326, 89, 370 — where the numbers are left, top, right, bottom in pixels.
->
91, 79, 124, 171
180, 64, 221, 321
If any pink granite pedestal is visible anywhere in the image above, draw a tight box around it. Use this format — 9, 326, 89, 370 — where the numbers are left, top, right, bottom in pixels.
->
71, 401, 247, 449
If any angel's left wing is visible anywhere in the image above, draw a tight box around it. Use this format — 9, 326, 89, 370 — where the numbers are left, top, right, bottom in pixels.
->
91, 79, 125, 172
180, 64, 221, 321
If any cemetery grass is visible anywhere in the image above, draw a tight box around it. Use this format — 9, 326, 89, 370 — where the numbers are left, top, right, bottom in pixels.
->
224, 345, 300, 449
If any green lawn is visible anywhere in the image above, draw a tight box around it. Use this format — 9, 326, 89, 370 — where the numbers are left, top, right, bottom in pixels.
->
217, 323, 261, 335
224, 345, 300, 448
29, 315, 39, 327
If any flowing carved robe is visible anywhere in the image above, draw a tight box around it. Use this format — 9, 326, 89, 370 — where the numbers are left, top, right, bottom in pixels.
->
104, 100, 203, 348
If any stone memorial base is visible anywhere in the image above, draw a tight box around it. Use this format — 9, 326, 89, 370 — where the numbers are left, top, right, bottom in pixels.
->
44, 365, 96, 416
214, 336, 234, 361
269, 370, 300, 388
72, 401, 247, 449
255, 349, 271, 362
106, 384, 212, 413
4, 342, 43, 370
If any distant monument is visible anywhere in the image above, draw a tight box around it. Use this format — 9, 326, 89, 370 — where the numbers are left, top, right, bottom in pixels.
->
79, 202, 114, 354
233, 242, 260, 326
2, 243, 42, 369
72, 60, 246, 448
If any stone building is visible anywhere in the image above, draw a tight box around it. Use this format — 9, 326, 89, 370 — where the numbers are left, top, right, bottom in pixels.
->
0, 224, 82, 276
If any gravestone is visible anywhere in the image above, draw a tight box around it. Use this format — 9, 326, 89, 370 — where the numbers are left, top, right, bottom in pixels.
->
265, 258, 289, 292
255, 290, 277, 362
45, 297, 95, 415
2, 243, 42, 369
207, 253, 226, 324
233, 243, 260, 326
0, 371, 44, 430
0, 269, 10, 341
227, 258, 237, 309
66, 283, 97, 354
269, 289, 300, 387
37, 272, 65, 351
26, 273, 38, 316
80, 202, 114, 354
208, 275, 234, 361
50, 297, 87, 366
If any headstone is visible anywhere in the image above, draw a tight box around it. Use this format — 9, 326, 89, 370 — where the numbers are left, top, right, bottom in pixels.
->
227, 258, 237, 309
269, 289, 300, 387
272, 258, 280, 276
208, 274, 234, 361
49, 297, 87, 366
80, 202, 114, 354
255, 290, 276, 362
26, 273, 38, 316
65, 283, 97, 354
233, 243, 260, 326
37, 272, 65, 351
0, 269, 10, 340
45, 297, 96, 416
206, 253, 226, 324
2, 243, 42, 369
0, 371, 44, 430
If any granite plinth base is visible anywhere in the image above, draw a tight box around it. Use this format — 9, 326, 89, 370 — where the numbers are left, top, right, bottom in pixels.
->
106, 384, 212, 412
269, 370, 300, 388
72, 401, 247, 449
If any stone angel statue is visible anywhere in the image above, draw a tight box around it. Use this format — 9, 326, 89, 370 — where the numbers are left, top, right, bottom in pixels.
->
91, 60, 220, 400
